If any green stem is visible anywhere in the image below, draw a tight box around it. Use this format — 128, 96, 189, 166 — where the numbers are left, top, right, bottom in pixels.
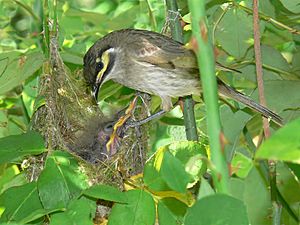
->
165, 0, 199, 142
188, 0, 229, 193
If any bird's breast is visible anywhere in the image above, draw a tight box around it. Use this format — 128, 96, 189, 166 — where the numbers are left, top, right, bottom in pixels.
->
112, 61, 200, 98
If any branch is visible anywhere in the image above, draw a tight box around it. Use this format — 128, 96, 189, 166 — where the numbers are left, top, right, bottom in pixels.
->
253, 0, 270, 138
165, 0, 199, 141
188, 0, 229, 193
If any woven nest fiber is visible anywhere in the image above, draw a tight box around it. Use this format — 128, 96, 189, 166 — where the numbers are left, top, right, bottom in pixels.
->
31, 37, 149, 187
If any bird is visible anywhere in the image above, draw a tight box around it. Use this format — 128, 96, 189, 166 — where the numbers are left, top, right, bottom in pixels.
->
83, 28, 282, 125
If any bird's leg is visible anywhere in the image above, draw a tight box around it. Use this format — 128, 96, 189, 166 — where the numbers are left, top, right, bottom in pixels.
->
124, 99, 182, 130
125, 110, 166, 128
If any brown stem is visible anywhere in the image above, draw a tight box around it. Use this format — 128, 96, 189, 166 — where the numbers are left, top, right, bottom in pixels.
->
253, 0, 281, 224
253, 0, 270, 138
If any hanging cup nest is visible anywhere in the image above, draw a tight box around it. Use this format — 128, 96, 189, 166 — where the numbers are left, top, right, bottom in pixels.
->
31, 37, 149, 186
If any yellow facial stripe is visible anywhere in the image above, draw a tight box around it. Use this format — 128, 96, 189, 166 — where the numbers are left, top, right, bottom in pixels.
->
96, 50, 110, 84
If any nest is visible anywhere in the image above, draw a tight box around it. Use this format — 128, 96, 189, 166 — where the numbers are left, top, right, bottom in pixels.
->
30, 37, 149, 187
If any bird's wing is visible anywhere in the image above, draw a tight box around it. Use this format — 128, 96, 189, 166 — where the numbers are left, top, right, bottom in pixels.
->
129, 34, 199, 70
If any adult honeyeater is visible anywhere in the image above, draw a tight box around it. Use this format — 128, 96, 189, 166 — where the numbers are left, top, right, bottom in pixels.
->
83, 29, 282, 125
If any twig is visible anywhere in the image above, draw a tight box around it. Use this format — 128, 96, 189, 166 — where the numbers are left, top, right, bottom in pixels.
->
253, 0, 281, 224
253, 0, 270, 138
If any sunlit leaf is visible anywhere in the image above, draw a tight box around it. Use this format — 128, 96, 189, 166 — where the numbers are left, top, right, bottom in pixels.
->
256, 118, 300, 163
231, 152, 253, 178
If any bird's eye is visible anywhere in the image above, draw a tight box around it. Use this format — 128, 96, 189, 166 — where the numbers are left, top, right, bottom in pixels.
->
95, 61, 104, 73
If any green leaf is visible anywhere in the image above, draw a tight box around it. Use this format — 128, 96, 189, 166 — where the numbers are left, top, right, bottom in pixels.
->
216, 8, 258, 59
244, 167, 272, 225
279, 0, 300, 13
108, 189, 155, 225
184, 194, 249, 225
157, 198, 187, 225
49, 197, 95, 225
292, 51, 300, 73
0, 111, 9, 138
37, 151, 89, 210
287, 163, 300, 181
256, 118, 300, 163
276, 162, 300, 205
251, 80, 300, 121
261, 45, 294, 79
0, 165, 26, 195
145, 141, 206, 193
159, 116, 185, 126
22, 76, 39, 118
0, 51, 44, 95
220, 106, 251, 160
60, 52, 83, 65
231, 152, 253, 178
143, 162, 171, 192
0, 182, 59, 223
161, 151, 190, 193
228, 178, 245, 201
82, 184, 128, 203
168, 141, 206, 179
98, 80, 123, 101
0, 131, 45, 164
197, 178, 215, 199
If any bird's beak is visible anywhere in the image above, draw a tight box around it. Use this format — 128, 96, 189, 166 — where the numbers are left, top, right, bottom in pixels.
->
92, 83, 100, 102
92, 70, 105, 103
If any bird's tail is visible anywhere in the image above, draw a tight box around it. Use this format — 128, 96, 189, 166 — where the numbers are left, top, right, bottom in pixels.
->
217, 79, 283, 126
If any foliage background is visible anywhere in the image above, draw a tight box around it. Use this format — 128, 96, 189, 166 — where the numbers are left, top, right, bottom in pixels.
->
0, 0, 299, 224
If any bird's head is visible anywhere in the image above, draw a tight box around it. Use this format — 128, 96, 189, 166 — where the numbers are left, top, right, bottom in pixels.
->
83, 44, 116, 101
